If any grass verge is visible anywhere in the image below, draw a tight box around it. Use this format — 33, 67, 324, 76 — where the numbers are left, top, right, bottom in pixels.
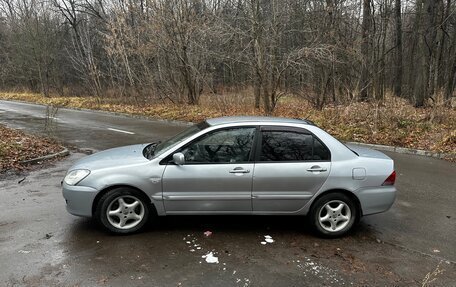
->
0, 92, 454, 159
0, 124, 64, 172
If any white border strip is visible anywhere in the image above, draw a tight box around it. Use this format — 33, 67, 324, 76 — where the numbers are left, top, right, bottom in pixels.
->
107, 128, 135, 135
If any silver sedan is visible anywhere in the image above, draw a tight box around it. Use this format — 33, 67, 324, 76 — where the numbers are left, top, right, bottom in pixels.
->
62, 117, 397, 237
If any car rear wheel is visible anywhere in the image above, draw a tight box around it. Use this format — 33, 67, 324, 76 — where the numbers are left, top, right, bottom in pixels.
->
309, 193, 357, 237
95, 187, 150, 234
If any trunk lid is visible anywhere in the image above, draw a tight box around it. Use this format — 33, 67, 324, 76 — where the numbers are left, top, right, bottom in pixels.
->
345, 144, 392, 160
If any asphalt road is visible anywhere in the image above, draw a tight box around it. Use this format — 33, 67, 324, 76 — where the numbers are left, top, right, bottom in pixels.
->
0, 100, 455, 286
0, 100, 189, 150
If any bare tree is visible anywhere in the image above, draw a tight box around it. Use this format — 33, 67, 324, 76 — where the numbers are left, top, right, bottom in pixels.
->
414, 0, 438, 107
52, 0, 104, 98
360, 0, 372, 101
394, 0, 402, 97
0, 0, 454, 108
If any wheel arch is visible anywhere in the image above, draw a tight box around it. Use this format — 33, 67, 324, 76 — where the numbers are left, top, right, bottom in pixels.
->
91, 185, 154, 217
309, 189, 363, 218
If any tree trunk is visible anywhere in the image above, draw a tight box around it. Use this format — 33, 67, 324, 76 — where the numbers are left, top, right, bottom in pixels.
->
360, 0, 371, 101
394, 0, 403, 97
262, 84, 272, 114
445, 15, 456, 101
433, 0, 448, 93
251, 0, 263, 110
253, 73, 261, 109
428, 0, 439, 100
414, 0, 437, 107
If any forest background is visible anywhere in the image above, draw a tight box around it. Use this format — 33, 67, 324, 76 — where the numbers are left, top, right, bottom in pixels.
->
0, 0, 455, 156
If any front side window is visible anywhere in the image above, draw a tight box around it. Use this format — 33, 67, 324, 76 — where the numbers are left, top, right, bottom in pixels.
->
180, 127, 256, 164
260, 131, 330, 161
153, 121, 209, 157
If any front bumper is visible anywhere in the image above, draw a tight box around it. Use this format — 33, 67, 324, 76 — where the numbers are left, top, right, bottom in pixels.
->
62, 182, 99, 217
356, 186, 397, 216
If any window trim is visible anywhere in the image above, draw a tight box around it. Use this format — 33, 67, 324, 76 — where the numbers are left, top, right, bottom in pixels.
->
255, 126, 331, 163
162, 126, 259, 165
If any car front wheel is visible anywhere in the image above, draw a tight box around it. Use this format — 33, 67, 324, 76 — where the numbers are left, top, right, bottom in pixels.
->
95, 187, 150, 234
309, 193, 357, 237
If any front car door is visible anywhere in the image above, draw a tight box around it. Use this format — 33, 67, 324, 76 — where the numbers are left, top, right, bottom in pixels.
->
162, 127, 256, 214
252, 126, 331, 213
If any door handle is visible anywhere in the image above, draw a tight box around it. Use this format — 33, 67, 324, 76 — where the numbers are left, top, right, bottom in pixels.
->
307, 166, 327, 172
229, 168, 250, 174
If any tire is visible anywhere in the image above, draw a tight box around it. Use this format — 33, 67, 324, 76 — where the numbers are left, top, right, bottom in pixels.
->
95, 187, 150, 234
309, 192, 357, 238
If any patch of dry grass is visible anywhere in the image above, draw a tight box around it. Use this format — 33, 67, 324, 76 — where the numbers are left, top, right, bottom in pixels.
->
0, 124, 64, 172
1, 92, 454, 157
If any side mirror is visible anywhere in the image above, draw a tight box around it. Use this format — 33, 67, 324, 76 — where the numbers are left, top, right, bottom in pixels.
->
172, 153, 185, 165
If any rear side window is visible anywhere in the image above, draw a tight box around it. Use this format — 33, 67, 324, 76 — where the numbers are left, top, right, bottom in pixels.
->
313, 137, 331, 160
260, 131, 330, 161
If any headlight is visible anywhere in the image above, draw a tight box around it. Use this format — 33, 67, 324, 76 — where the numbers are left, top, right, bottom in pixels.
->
64, 169, 90, 185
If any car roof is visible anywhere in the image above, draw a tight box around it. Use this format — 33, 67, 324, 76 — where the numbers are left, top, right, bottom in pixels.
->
206, 116, 315, 126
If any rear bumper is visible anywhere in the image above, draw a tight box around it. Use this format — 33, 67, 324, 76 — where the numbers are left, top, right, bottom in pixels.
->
62, 183, 99, 217
355, 186, 397, 216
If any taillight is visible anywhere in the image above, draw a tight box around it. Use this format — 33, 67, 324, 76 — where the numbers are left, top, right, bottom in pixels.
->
382, 170, 396, 186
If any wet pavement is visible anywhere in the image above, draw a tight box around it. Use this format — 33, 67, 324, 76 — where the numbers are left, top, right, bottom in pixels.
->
0, 100, 190, 150
0, 100, 455, 286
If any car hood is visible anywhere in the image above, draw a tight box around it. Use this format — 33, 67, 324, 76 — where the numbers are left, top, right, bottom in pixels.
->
70, 144, 150, 171
345, 144, 392, 160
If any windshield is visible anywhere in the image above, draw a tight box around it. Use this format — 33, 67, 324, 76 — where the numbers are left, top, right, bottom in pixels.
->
152, 121, 209, 158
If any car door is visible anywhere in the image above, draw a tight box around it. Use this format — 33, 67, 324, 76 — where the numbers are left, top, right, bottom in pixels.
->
162, 127, 256, 213
252, 126, 331, 213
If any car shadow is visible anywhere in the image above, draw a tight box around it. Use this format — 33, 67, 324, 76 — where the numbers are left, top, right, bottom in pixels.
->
65, 214, 378, 241
152, 215, 313, 233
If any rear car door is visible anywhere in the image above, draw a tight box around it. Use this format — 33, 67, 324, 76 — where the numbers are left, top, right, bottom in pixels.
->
162, 127, 256, 213
252, 126, 331, 213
